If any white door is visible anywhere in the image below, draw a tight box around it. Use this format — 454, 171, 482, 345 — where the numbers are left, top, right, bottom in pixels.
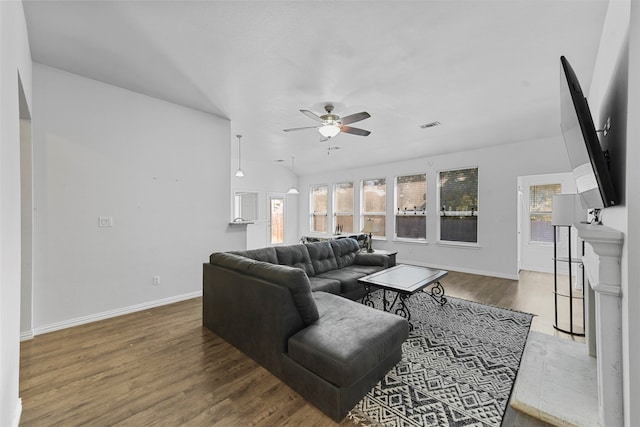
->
268, 195, 285, 246
518, 173, 576, 273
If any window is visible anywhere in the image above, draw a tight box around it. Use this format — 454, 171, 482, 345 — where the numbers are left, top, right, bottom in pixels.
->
529, 183, 561, 243
361, 178, 386, 237
395, 174, 426, 240
439, 167, 478, 243
334, 182, 354, 234
310, 185, 328, 233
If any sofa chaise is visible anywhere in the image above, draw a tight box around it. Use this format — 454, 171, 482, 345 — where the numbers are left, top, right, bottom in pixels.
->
202, 238, 409, 421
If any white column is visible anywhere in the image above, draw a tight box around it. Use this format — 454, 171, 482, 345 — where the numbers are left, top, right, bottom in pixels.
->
575, 223, 624, 427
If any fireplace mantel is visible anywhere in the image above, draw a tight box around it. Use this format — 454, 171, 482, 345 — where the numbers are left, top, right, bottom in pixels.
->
576, 223, 623, 295
575, 222, 624, 427
574, 222, 624, 248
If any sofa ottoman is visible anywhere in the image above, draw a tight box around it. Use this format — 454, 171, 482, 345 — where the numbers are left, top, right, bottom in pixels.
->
282, 291, 408, 420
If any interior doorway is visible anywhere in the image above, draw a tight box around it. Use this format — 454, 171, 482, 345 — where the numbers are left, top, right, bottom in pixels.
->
19, 76, 34, 340
517, 173, 576, 274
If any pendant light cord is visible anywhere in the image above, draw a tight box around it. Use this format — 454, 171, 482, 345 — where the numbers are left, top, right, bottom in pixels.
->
235, 134, 245, 177
237, 135, 242, 170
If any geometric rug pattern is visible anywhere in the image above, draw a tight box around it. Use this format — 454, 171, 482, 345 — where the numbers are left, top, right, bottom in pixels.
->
348, 290, 533, 427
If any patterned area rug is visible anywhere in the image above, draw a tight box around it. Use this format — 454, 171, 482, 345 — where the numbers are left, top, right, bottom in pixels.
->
348, 290, 533, 427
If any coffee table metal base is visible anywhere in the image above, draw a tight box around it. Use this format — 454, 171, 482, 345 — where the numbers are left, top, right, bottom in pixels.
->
359, 265, 448, 329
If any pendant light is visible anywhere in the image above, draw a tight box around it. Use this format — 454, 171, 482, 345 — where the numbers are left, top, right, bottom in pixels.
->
287, 156, 299, 195
235, 134, 245, 177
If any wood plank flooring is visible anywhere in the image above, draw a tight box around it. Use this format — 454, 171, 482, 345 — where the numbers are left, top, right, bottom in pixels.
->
19, 270, 582, 426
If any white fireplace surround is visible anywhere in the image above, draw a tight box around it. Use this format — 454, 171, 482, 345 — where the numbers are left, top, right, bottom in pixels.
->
575, 222, 624, 427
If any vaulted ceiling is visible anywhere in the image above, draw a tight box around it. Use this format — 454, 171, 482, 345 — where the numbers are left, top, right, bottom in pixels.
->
22, 0, 608, 175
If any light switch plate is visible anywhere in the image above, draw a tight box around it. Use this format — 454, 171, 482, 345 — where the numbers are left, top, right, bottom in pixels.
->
98, 216, 113, 227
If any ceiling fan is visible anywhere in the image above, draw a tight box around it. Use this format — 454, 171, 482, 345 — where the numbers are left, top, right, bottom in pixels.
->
283, 104, 371, 139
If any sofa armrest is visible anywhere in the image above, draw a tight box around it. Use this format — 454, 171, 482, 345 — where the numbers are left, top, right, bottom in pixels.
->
210, 252, 319, 324
203, 262, 306, 378
354, 252, 389, 268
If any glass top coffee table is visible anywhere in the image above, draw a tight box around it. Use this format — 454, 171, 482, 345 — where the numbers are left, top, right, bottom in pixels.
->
359, 264, 448, 328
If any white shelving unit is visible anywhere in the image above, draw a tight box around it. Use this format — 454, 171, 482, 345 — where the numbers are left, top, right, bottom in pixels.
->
553, 225, 585, 336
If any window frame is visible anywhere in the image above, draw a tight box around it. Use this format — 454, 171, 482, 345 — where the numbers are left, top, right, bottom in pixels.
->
360, 177, 387, 239
309, 184, 329, 235
528, 183, 562, 245
394, 172, 427, 241
437, 166, 479, 246
333, 181, 354, 235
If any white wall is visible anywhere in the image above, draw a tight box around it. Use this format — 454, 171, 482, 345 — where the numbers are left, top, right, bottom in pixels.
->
586, 0, 638, 424
0, 1, 32, 425
299, 136, 572, 279
231, 158, 299, 248
30, 64, 244, 333
624, 2, 640, 422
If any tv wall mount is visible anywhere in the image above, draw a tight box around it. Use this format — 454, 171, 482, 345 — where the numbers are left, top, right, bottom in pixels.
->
596, 116, 611, 136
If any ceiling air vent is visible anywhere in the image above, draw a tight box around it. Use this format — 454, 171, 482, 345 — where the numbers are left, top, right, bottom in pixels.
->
419, 121, 441, 129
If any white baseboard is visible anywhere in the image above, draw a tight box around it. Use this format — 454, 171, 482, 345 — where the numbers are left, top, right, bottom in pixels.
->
10, 398, 22, 427
20, 330, 34, 341
520, 264, 576, 276
518, 262, 554, 274
32, 291, 202, 336
397, 258, 520, 281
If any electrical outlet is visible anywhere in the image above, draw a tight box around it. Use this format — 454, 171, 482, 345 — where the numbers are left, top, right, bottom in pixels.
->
152, 276, 161, 286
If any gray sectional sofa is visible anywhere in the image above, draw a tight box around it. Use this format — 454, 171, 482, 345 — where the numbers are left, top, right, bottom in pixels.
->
202, 238, 409, 421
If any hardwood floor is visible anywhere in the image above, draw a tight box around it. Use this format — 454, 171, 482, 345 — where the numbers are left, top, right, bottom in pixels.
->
19, 270, 582, 426
441, 270, 585, 341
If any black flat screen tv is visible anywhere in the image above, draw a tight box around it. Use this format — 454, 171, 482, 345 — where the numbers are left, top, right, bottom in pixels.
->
560, 55, 617, 209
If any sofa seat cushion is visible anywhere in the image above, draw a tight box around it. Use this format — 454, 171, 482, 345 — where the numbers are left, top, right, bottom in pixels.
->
288, 292, 409, 388
276, 244, 315, 277
306, 241, 338, 274
308, 277, 341, 294
354, 253, 389, 269
316, 268, 367, 296
346, 264, 386, 276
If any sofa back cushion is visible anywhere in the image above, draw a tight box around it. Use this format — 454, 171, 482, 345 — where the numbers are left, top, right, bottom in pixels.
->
210, 252, 319, 324
305, 241, 338, 274
275, 244, 316, 277
330, 238, 360, 269
223, 247, 278, 264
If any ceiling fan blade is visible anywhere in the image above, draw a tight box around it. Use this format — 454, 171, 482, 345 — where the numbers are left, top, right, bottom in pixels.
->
340, 126, 371, 136
283, 125, 320, 132
300, 109, 325, 123
339, 111, 371, 125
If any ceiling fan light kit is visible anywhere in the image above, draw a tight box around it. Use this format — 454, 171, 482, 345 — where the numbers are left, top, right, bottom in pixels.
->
319, 124, 341, 138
